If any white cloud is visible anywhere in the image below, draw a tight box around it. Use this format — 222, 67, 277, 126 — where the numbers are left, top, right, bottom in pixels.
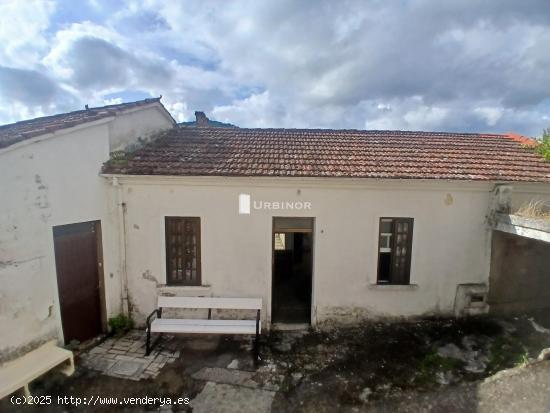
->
474, 107, 503, 126
0, 0, 55, 67
212, 91, 275, 127
163, 101, 189, 123
1, 0, 550, 136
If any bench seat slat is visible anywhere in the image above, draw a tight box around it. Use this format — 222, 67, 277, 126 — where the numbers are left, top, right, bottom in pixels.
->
157, 296, 262, 310
151, 318, 260, 335
0, 341, 74, 399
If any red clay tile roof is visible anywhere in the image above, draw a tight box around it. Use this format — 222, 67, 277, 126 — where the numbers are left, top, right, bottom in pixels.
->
102, 127, 550, 182
0, 98, 164, 149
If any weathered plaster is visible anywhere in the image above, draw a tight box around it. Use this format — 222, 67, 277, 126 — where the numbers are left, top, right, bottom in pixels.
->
111, 177, 496, 328
0, 105, 173, 361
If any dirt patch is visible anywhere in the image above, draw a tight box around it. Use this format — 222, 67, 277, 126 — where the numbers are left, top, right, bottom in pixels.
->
267, 312, 550, 411
2, 312, 549, 412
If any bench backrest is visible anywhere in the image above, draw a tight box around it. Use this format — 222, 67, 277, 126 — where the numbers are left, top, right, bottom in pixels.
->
158, 296, 262, 310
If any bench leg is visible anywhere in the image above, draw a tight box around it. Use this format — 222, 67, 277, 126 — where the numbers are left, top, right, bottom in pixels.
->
253, 332, 261, 366
145, 330, 163, 356
146, 326, 151, 356
253, 309, 261, 366
23, 384, 31, 398
253, 337, 260, 366
59, 356, 75, 376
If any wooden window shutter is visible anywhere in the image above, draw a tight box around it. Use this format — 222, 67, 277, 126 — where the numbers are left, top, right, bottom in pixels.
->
390, 218, 413, 284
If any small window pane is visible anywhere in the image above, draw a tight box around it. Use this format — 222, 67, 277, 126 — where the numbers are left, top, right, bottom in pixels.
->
165, 217, 201, 286
380, 219, 393, 233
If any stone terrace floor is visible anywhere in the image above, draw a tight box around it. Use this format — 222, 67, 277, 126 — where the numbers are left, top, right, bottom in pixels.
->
2, 311, 550, 412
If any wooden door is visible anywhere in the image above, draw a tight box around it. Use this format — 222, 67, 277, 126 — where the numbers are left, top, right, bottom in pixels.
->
53, 221, 104, 343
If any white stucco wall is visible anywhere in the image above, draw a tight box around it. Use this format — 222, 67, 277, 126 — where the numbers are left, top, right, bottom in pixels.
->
108, 103, 175, 152
114, 176, 502, 328
0, 122, 120, 361
0, 105, 173, 361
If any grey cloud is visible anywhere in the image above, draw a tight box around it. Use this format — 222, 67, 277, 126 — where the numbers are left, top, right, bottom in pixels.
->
166, 0, 550, 134
0, 66, 59, 106
64, 36, 173, 90
3, 0, 550, 137
0, 65, 77, 109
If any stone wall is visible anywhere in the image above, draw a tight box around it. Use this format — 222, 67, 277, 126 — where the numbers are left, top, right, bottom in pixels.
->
488, 230, 550, 314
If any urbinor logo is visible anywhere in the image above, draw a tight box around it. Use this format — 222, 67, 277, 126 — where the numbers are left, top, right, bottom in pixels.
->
238, 194, 251, 214
238, 193, 312, 215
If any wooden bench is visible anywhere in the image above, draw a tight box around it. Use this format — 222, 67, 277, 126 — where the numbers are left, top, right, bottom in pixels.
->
0, 340, 74, 399
145, 296, 262, 361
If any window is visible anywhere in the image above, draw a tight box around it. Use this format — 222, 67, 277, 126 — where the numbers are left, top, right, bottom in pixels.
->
377, 218, 413, 285
165, 217, 201, 286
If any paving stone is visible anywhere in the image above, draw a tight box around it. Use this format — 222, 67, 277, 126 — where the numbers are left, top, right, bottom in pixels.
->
108, 360, 147, 377
126, 351, 144, 358
147, 364, 161, 373
115, 354, 137, 361
89, 346, 108, 355
191, 382, 274, 413
192, 367, 258, 388
81, 330, 181, 381
88, 357, 117, 372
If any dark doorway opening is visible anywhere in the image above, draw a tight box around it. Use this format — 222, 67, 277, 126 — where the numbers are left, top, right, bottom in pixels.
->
53, 221, 105, 343
272, 217, 313, 324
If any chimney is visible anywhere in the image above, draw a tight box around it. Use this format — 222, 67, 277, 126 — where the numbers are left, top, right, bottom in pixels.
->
195, 111, 209, 127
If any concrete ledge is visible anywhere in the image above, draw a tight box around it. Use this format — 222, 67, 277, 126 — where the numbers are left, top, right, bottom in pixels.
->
368, 284, 419, 291
494, 213, 550, 243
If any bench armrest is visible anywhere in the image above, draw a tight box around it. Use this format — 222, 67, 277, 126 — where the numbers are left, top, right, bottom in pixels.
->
146, 309, 160, 329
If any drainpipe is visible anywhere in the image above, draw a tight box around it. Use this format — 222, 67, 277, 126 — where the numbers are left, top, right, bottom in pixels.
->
112, 176, 129, 315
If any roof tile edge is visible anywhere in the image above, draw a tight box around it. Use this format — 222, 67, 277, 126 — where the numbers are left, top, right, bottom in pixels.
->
506, 132, 538, 147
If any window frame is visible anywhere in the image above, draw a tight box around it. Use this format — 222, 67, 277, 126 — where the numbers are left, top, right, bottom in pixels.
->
165, 216, 202, 286
376, 217, 414, 285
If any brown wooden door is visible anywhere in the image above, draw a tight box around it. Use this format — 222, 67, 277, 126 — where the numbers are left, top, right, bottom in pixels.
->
53, 221, 103, 343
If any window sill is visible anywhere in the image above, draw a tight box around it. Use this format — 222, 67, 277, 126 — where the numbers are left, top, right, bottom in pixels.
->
157, 285, 212, 296
368, 283, 419, 291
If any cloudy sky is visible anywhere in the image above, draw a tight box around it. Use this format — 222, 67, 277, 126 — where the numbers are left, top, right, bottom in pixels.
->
1, 0, 550, 136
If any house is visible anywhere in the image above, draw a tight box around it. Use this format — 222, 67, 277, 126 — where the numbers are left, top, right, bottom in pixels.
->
0, 99, 175, 363
1, 100, 550, 364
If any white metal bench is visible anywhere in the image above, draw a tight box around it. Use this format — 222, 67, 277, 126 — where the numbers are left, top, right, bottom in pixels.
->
0, 340, 74, 399
145, 296, 262, 361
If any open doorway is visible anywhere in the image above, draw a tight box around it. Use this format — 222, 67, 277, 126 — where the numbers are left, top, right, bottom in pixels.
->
272, 217, 314, 324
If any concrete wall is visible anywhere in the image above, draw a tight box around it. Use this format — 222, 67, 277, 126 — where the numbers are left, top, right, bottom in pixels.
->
115, 176, 496, 328
0, 106, 173, 362
488, 230, 550, 314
